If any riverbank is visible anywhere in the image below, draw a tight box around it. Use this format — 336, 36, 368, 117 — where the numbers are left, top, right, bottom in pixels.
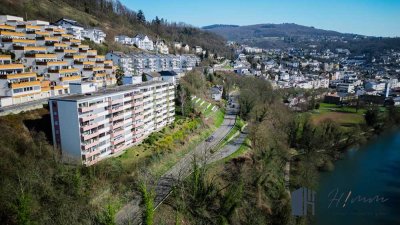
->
289, 104, 400, 225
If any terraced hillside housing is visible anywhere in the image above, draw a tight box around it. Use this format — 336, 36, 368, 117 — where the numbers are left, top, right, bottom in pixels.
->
0, 15, 117, 107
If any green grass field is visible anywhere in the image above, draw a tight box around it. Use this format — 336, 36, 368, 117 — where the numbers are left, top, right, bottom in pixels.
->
310, 103, 366, 127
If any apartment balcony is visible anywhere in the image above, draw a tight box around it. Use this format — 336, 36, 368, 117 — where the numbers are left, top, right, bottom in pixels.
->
111, 98, 123, 105
112, 138, 125, 146
112, 144, 126, 154
48, 68, 79, 74
144, 102, 154, 108
133, 121, 144, 128
82, 149, 101, 160
132, 93, 143, 100
79, 104, 97, 113
80, 114, 97, 122
132, 128, 144, 135
144, 115, 154, 121
133, 135, 145, 143
158, 87, 167, 92
10, 81, 41, 89
60, 75, 81, 82
133, 101, 143, 107
80, 122, 98, 132
83, 67, 105, 72
81, 140, 99, 150
133, 107, 144, 114
112, 121, 124, 129
123, 103, 133, 110
111, 129, 125, 137
109, 105, 124, 113
36, 61, 68, 66
111, 114, 124, 121
124, 118, 133, 125
82, 131, 99, 141
0, 63, 24, 71
155, 117, 164, 123
84, 158, 100, 166
134, 114, 144, 120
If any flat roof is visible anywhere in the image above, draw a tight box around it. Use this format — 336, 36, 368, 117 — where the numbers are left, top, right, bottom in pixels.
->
50, 80, 171, 102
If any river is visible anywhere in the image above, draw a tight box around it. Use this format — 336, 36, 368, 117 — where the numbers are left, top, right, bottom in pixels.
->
314, 131, 400, 225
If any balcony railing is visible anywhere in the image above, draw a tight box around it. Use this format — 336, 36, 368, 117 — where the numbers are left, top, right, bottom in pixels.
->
80, 122, 98, 132
80, 114, 97, 122
82, 131, 99, 141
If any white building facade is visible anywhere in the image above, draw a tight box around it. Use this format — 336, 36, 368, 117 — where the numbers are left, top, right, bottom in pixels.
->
49, 81, 175, 166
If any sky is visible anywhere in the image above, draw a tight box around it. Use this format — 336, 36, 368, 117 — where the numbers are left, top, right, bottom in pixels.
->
120, 0, 400, 37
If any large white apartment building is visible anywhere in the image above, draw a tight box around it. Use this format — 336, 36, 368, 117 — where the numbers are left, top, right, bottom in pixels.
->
106, 51, 200, 76
49, 81, 175, 166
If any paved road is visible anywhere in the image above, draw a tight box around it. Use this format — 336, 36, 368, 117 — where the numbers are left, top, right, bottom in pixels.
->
115, 94, 244, 225
207, 130, 247, 164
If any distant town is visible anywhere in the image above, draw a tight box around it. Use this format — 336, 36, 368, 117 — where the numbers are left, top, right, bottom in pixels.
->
214, 41, 400, 108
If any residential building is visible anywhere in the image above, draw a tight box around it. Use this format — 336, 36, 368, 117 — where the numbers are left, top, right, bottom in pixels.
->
83, 28, 106, 44
53, 18, 85, 40
106, 51, 200, 76
210, 85, 223, 101
193, 46, 203, 54
155, 40, 169, 54
133, 34, 154, 51
49, 81, 175, 166
114, 35, 133, 45
0, 15, 117, 107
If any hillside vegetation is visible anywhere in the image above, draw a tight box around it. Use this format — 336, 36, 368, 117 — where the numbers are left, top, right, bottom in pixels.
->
203, 23, 348, 41
0, 0, 233, 57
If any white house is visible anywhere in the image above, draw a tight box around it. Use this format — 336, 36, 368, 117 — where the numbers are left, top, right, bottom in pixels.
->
173, 42, 182, 49
193, 46, 203, 54
182, 44, 190, 52
53, 18, 85, 40
83, 28, 106, 44
155, 40, 169, 54
210, 85, 223, 101
133, 34, 154, 51
114, 35, 133, 45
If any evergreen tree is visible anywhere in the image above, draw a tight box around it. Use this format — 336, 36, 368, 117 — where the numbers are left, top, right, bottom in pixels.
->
137, 10, 146, 23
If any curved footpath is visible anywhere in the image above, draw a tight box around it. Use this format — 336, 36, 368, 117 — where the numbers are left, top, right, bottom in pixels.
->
116, 94, 247, 225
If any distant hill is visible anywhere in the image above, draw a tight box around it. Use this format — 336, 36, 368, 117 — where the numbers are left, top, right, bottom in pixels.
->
0, 0, 232, 57
203, 23, 355, 41
203, 23, 400, 55
202, 24, 239, 29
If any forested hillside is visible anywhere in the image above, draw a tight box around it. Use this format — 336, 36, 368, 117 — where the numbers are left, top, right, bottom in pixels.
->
0, 0, 233, 57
